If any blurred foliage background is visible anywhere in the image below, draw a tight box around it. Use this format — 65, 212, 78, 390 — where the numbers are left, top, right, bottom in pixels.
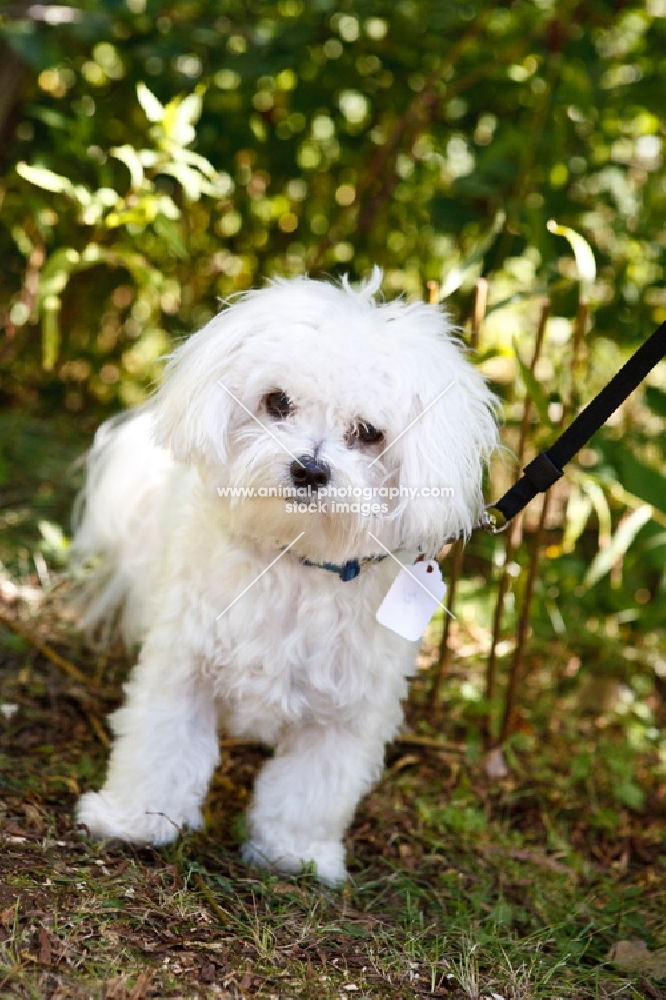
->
1, 0, 665, 802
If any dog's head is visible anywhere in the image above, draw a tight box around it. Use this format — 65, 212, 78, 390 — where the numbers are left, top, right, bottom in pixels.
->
151, 269, 500, 562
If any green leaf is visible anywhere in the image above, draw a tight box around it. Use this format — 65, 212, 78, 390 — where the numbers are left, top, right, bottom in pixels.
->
615, 780, 646, 811
160, 163, 203, 200
176, 90, 203, 130
138, 150, 160, 168
580, 476, 612, 550
81, 243, 105, 264
513, 340, 553, 428
645, 386, 666, 417
562, 487, 592, 552
17, 163, 92, 206
152, 216, 188, 258
547, 220, 596, 299
16, 162, 75, 195
111, 145, 145, 189
137, 82, 164, 123
619, 452, 666, 516
162, 95, 197, 146
439, 209, 505, 298
169, 145, 226, 182
11, 226, 33, 257
105, 193, 180, 228
38, 520, 69, 562
584, 505, 652, 587
37, 248, 80, 301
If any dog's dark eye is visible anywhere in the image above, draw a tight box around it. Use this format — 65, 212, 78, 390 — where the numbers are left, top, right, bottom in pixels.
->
265, 390, 293, 419
349, 422, 385, 446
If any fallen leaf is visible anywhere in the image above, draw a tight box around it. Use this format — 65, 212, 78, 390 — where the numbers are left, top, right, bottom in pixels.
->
485, 747, 509, 779
240, 961, 254, 989
38, 925, 52, 966
105, 977, 128, 1000
128, 968, 154, 1000
608, 940, 666, 978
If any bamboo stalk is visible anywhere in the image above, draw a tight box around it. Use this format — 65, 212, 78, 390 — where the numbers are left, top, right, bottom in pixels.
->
499, 491, 550, 741
428, 279, 488, 715
482, 299, 549, 746
498, 291, 587, 743
428, 539, 464, 715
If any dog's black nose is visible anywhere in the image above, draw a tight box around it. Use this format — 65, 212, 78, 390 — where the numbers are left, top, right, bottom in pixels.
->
291, 456, 330, 491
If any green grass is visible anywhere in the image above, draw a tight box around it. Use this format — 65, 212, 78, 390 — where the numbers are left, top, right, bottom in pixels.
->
1, 635, 664, 999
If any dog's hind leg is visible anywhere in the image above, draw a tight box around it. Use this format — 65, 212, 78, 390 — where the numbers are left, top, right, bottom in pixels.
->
76, 642, 219, 845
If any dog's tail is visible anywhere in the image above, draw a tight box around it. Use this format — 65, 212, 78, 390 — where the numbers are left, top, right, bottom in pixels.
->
70, 408, 173, 648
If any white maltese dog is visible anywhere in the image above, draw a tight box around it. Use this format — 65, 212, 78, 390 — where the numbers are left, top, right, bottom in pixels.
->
72, 268, 499, 884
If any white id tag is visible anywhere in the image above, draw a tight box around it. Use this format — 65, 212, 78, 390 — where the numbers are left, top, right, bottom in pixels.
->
376, 560, 447, 642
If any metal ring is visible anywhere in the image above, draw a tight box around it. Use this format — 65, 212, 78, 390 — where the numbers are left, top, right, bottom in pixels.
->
481, 506, 510, 534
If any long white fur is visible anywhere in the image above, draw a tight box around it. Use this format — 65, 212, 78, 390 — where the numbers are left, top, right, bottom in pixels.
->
72, 269, 499, 884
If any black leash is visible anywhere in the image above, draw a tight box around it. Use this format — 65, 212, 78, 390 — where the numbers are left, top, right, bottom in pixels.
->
484, 320, 666, 532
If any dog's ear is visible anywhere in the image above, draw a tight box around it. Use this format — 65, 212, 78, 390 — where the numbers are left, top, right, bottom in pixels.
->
150, 310, 245, 466
393, 339, 500, 556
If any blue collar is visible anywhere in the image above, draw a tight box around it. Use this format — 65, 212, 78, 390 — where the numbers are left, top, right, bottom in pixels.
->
297, 554, 388, 582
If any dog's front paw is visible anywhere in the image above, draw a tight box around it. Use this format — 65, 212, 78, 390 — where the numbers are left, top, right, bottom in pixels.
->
241, 838, 348, 886
75, 791, 202, 845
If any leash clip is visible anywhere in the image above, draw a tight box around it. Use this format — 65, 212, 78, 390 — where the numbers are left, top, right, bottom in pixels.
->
481, 506, 509, 534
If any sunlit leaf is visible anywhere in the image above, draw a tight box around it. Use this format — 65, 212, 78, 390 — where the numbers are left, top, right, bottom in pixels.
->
17, 163, 93, 207
562, 487, 593, 553
81, 243, 104, 264
136, 82, 164, 122
160, 163, 202, 200
38, 520, 69, 561
105, 193, 180, 228
162, 95, 197, 145
439, 211, 505, 299
584, 505, 652, 587
580, 476, 612, 549
111, 145, 145, 189
169, 146, 225, 181
71, 184, 91, 207
138, 150, 160, 168
16, 162, 75, 195
37, 248, 80, 299
547, 220, 596, 299
175, 90, 203, 129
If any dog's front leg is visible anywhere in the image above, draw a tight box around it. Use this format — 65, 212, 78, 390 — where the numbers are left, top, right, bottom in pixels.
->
242, 722, 386, 885
76, 640, 219, 845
